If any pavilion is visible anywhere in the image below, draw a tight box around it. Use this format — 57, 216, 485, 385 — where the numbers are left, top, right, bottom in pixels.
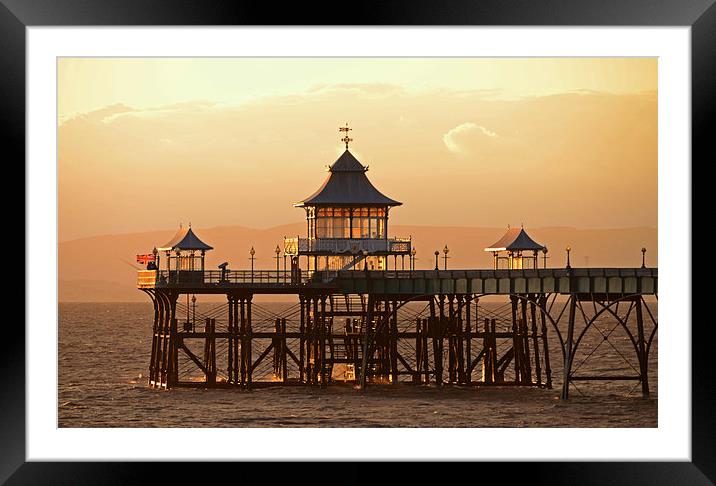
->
484, 226, 546, 270
157, 224, 214, 273
285, 125, 411, 272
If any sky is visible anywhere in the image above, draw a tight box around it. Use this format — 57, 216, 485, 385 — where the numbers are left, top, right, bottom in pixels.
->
58, 57, 657, 242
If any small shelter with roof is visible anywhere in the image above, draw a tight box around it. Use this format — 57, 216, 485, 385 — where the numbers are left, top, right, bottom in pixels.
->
284, 124, 411, 272
157, 223, 213, 273
484, 226, 546, 270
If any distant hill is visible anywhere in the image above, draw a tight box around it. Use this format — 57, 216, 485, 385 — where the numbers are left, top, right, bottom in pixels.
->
59, 223, 657, 302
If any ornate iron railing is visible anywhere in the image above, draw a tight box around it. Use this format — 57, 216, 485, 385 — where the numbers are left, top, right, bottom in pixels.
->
283, 237, 411, 255
137, 269, 340, 287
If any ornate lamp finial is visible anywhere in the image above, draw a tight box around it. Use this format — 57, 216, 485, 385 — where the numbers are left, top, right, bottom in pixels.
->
339, 122, 353, 149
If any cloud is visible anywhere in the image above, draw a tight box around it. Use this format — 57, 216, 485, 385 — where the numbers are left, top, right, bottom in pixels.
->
443, 122, 498, 156
308, 83, 403, 97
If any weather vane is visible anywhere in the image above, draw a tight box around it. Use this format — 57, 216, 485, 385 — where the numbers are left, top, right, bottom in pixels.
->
339, 122, 353, 149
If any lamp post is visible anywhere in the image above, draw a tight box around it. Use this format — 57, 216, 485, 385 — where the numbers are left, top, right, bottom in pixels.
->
411, 248, 416, 271
249, 246, 256, 282
443, 245, 450, 270
542, 247, 548, 268
363, 250, 369, 271
641, 247, 647, 268
434, 250, 439, 271
274, 245, 281, 283
283, 238, 287, 283
565, 246, 571, 270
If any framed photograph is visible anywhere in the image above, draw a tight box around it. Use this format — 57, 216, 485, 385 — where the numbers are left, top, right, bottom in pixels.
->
9, 0, 713, 482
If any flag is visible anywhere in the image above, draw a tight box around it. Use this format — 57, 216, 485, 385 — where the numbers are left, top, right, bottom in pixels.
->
137, 254, 155, 265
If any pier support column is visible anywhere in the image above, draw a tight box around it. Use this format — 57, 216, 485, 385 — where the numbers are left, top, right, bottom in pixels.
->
520, 296, 533, 384
203, 318, 216, 386
227, 295, 234, 384
299, 296, 306, 383
539, 295, 552, 388
481, 318, 496, 383
510, 295, 523, 384
447, 295, 456, 384
413, 318, 423, 384
246, 295, 253, 387
635, 297, 650, 398
273, 318, 282, 380
465, 296, 472, 385
529, 295, 543, 387
281, 318, 288, 383
158, 291, 177, 389
359, 295, 375, 389
319, 295, 328, 386
239, 297, 246, 386
561, 295, 577, 400
147, 290, 163, 388
390, 300, 399, 384
167, 316, 178, 389
456, 296, 466, 384
431, 297, 444, 386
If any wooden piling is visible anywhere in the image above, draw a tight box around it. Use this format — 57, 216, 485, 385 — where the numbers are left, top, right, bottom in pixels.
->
422, 318, 430, 383
520, 297, 532, 384
227, 296, 234, 384
281, 317, 288, 383
246, 296, 253, 387
510, 296, 522, 383
239, 297, 246, 385
414, 318, 422, 384
204, 317, 216, 386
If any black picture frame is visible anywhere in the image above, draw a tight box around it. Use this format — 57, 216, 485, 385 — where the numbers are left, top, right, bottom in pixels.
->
6, 0, 712, 483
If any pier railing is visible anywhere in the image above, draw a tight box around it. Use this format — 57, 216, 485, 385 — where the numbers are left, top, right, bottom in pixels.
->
284, 237, 411, 255
332, 267, 658, 295
137, 269, 339, 288
138, 267, 657, 295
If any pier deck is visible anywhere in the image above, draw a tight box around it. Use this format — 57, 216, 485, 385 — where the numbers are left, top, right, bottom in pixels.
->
139, 267, 657, 295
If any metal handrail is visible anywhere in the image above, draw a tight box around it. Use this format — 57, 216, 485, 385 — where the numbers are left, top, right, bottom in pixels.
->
144, 269, 342, 286
336, 268, 658, 279
139, 267, 657, 288
283, 236, 412, 255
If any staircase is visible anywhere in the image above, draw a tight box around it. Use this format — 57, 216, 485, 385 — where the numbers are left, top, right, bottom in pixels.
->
339, 253, 367, 271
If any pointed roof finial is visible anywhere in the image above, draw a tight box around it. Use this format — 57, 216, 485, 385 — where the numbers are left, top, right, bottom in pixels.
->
189, 222, 192, 228
339, 122, 353, 149
179, 222, 183, 229
521, 222, 524, 228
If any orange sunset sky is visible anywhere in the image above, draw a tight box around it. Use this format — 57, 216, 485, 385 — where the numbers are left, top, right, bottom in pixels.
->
58, 57, 657, 243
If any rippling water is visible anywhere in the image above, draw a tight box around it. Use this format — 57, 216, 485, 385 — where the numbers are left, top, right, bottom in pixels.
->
59, 302, 657, 428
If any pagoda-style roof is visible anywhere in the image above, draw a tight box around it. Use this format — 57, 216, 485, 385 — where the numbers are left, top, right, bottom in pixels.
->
484, 228, 545, 252
294, 150, 401, 207
158, 226, 213, 252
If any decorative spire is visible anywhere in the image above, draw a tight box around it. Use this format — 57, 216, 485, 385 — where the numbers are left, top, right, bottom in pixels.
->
339, 122, 353, 149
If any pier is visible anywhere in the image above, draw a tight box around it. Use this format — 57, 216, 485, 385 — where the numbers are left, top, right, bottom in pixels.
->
137, 128, 657, 399
138, 266, 657, 399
